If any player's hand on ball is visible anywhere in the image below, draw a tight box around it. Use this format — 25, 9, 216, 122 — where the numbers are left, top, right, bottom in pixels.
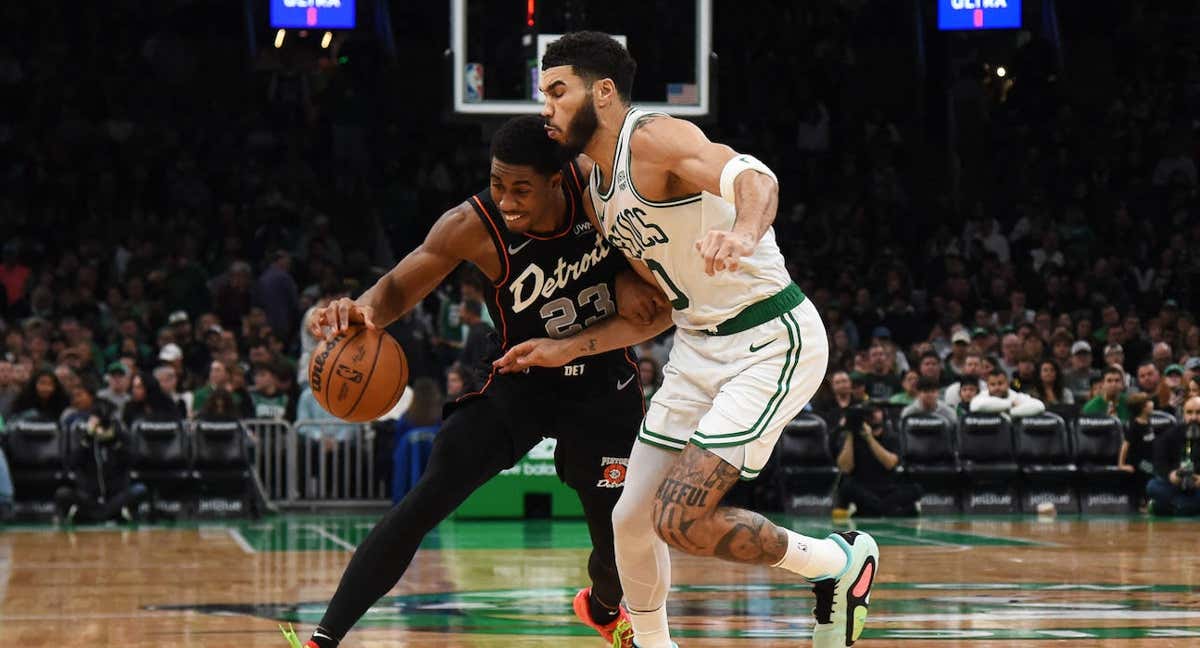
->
695, 229, 755, 276
310, 298, 378, 341
493, 338, 572, 373
615, 271, 668, 325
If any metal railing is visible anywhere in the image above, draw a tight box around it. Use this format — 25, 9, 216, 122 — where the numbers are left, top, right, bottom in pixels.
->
240, 418, 389, 506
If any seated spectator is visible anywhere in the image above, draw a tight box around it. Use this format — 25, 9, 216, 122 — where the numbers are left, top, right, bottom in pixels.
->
816, 370, 865, 428
1162, 364, 1188, 413
1064, 341, 1100, 402
197, 388, 239, 422
1145, 396, 1200, 516
249, 363, 289, 420
1082, 366, 1132, 422
1120, 393, 1157, 510
54, 410, 148, 524
888, 370, 919, 406
944, 351, 986, 407
96, 362, 132, 419
1134, 361, 1172, 410
154, 365, 191, 419
1034, 359, 1075, 406
9, 369, 69, 422
121, 372, 180, 428
1009, 354, 1039, 395
444, 363, 467, 401
900, 377, 957, 424
193, 360, 248, 416
863, 343, 900, 401
969, 370, 1046, 418
917, 350, 948, 387
60, 385, 112, 431
943, 329, 971, 380
835, 404, 921, 516
955, 382, 980, 420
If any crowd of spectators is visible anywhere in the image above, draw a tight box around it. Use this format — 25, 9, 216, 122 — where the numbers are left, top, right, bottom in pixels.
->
0, 2, 1198, 517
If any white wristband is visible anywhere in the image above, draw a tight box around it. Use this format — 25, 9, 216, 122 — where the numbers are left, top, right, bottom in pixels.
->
719, 154, 777, 205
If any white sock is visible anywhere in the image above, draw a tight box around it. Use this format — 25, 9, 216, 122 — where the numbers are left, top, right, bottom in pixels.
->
772, 529, 848, 580
629, 605, 673, 648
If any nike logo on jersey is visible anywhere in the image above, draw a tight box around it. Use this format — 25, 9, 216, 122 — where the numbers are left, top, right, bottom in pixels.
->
749, 338, 776, 352
507, 239, 532, 254
617, 374, 636, 390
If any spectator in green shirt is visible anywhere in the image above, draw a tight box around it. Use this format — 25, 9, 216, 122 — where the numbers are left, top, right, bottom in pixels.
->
888, 370, 919, 406
1082, 365, 1132, 422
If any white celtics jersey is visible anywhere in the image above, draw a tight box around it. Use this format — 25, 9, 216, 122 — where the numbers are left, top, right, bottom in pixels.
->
590, 108, 793, 331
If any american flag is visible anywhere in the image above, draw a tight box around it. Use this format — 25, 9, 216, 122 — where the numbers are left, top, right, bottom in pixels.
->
667, 83, 698, 105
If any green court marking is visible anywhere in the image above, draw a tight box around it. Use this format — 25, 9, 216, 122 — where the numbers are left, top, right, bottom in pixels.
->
4, 513, 1166, 550
153, 582, 1200, 641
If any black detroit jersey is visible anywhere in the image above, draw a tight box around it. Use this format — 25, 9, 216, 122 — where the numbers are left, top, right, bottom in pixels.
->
465, 160, 640, 393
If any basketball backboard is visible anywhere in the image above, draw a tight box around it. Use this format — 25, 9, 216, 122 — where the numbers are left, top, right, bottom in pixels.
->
450, 0, 712, 117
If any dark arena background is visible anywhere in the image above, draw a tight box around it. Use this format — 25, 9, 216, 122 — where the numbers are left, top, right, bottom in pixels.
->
1, 1, 1199, 646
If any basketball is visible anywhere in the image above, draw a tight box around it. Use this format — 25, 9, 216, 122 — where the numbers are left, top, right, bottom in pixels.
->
308, 326, 408, 423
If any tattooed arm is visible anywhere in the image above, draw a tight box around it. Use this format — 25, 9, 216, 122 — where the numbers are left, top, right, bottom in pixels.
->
492, 302, 674, 372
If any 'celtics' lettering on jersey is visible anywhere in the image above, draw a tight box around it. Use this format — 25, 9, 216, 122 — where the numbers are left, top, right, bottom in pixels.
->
589, 108, 793, 332
606, 207, 669, 258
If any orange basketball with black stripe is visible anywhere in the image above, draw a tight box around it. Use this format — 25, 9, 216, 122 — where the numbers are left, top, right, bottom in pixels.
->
308, 326, 408, 423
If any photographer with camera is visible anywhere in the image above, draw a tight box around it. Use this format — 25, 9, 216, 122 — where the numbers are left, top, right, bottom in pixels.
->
835, 403, 922, 517
53, 410, 148, 524
1146, 395, 1200, 516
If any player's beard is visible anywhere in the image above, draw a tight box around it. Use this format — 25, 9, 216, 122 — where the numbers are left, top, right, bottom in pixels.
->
560, 97, 599, 157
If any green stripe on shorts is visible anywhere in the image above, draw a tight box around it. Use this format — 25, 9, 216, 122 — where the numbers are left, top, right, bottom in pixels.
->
693, 312, 803, 448
639, 423, 687, 451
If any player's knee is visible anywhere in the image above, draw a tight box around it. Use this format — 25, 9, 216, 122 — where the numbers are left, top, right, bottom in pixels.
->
611, 489, 648, 538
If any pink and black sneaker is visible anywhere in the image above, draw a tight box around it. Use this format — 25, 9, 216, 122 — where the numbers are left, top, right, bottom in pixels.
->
810, 531, 879, 647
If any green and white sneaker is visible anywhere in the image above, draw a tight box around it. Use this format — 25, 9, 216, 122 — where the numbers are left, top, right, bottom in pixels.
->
810, 531, 879, 647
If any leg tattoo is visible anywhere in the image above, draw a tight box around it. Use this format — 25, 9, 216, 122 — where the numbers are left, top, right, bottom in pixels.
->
651, 444, 788, 565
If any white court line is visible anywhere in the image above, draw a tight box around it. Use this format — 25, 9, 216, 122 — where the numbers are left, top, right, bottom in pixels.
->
865, 529, 967, 549
226, 528, 256, 554
1, 611, 185, 621
303, 524, 356, 551
889, 521, 1062, 547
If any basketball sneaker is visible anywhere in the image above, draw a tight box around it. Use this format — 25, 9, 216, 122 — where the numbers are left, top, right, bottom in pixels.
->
279, 624, 317, 648
572, 587, 634, 648
810, 531, 879, 647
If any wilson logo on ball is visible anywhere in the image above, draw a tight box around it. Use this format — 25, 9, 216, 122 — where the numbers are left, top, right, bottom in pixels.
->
310, 332, 346, 393
336, 365, 364, 383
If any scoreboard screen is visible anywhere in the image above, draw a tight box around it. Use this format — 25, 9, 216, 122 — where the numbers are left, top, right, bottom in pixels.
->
270, 0, 356, 30
938, 0, 1021, 31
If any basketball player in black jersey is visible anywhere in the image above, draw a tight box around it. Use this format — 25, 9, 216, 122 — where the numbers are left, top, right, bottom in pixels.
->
281, 116, 664, 648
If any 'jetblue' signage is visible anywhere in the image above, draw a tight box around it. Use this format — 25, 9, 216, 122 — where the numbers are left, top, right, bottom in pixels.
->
938, 0, 1021, 30
270, 0, 356, 29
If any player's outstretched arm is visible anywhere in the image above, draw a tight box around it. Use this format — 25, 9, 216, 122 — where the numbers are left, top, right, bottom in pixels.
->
632, 118, 779, 275
493, 299, 673, 373
310, 203, 480, 340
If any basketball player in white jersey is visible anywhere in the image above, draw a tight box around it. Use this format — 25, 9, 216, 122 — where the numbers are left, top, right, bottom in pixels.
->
494, 32, 879, 648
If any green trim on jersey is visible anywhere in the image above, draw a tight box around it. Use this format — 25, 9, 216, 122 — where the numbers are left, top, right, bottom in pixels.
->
594, 108, 636, 202
624, 112, 704, 207
707, 283, 805, 336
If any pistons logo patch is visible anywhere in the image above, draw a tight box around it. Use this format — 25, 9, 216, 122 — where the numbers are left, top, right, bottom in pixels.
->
597, 456, 629, 488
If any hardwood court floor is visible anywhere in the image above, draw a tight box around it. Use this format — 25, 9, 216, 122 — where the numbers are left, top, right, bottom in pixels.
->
0, 514, 1197, 647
